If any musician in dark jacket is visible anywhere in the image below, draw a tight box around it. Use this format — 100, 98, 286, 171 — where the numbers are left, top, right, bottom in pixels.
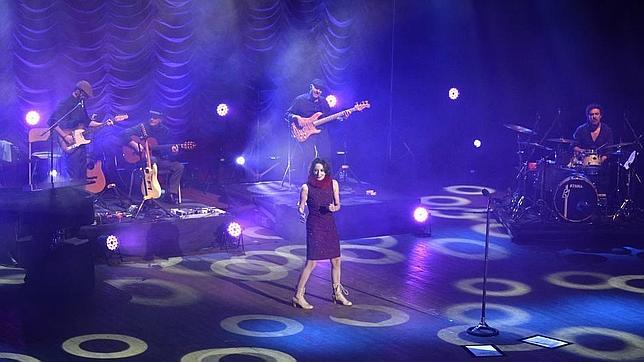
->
48, 80, 111, 183
284, 79, 349, 183
121, 110, 184, 204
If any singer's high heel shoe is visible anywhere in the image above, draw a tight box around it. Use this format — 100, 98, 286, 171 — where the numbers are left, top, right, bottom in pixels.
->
292, 288, 313, 310
332, 284, 352, 306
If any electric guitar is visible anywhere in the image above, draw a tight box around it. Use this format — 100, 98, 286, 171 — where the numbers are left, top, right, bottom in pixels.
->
290, 101, 370, 142
122, 137, 196, 164
139, 124, 162, 200
59, 114, 129, 153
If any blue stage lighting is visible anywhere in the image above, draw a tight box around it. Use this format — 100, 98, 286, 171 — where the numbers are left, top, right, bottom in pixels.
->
227, 222, 242, 238
326, 95, 337, 107
413, 206, 430, 223
449, 87, 459, 100
25, 111, 41, 125
473, 139, 482, 148
104, 235, 119, 251
216, 103, 229, 117
235, 156, 246, 165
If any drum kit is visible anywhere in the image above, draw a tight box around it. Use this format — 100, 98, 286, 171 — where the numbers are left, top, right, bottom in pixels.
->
504, 123, 642, 223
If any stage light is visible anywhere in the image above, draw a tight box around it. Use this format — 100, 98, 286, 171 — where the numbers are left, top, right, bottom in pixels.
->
326, 95, 337, 108
216, 103, 229, 117
97, 234, 122, 264
448, 87, 459, 100
25, 111, 40, 125
227, 222, 242, 238
235, 156, 246, 166
473, 139, 482, 148
105, 234, 119, 251
413, 206, 431, 236
413, 206, 429, 223
216, 220, 245, 253
49, 169, 58, 178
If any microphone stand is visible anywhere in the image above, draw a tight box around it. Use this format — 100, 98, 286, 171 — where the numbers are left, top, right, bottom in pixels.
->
41, 101, 83, 189
467, 188, 499, 337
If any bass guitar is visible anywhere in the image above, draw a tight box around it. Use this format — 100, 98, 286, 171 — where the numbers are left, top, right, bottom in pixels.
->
59, 114, 129, 153
290, 101, 370, 142
139, 124, 162, 200
122, 137, 196, 164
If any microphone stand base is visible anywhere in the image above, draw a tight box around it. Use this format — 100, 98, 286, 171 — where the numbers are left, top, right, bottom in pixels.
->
467, 322, 499, 337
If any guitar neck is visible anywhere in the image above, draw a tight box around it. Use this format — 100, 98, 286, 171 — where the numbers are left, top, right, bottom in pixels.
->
312, 107, 355, 127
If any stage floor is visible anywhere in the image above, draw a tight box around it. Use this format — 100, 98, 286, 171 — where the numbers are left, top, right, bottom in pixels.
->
1, 182, 643, 361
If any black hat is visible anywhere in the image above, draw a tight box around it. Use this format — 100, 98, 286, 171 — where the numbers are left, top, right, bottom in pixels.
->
310, 78, 328, 92
149, 110, 165, 119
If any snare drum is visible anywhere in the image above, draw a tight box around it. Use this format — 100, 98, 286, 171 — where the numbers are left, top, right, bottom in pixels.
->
553, 175, 597, 222
582, 151, 601, 167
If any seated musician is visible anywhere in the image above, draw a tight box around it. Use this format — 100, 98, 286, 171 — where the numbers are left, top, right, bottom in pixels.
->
121, 110, 184, 204
572, 103, 614, 163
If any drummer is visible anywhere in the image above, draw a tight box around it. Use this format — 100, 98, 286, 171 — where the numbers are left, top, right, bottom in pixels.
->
573, 103, 614, 162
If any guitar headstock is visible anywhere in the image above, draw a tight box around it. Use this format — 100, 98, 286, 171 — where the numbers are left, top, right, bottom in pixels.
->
353, 101, 371, 111
139, 123, 148, 138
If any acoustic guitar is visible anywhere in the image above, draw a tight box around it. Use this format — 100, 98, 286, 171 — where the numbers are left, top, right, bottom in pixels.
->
290, 101, 370, 142
85, 159, 106, 194
122, 137, 196, 164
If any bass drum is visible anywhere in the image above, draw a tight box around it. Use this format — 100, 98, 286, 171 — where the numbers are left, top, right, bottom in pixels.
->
553, 176, 597, 222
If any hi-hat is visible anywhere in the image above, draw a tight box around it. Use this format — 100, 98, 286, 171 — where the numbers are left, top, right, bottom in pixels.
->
503, 123, 537, 135
546, 137, 577, 144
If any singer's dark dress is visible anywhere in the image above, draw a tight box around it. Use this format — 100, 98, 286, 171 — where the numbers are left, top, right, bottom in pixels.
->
305, 180, 340, 260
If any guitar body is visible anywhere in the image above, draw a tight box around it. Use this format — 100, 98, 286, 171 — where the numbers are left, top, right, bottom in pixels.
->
85, 160, 106, 193
58, 127, 89, 153
61, 114, 128, 153
123, 136, 157, 164
138, 124, 162, 200
141, 164, 162, 199
290, 101, 370, 143
291, 112, 323, 142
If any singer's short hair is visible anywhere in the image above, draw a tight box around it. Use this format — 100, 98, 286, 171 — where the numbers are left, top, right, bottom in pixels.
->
585, 103, 602, 116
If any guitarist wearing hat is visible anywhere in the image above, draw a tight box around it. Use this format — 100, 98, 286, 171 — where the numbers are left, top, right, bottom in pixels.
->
48, 80, 114, 183
121, 110, 186, 204
284, 79, 351, 182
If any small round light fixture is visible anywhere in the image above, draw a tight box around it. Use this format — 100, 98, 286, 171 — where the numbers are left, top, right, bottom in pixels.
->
227, 222, 242, 238
216, 103, 229, 117
449, 87, 460, 100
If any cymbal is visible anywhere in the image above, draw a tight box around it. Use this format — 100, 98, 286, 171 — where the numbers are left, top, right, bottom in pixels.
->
599, 142, 637, 152
503, 123, 537, 135
519, 141, 553, 151
546, 137, 577, 144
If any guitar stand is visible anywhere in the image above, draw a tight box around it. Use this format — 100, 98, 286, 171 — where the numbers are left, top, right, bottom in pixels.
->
94, 183, 135, 210
134, 198, 176, 219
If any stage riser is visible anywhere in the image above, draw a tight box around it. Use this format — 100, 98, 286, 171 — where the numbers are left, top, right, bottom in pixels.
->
262, 199, 421, 242
81, 215, 233, 257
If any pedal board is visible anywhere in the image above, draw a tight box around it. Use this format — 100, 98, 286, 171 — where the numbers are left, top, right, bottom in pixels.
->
169, 207, 226, 219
